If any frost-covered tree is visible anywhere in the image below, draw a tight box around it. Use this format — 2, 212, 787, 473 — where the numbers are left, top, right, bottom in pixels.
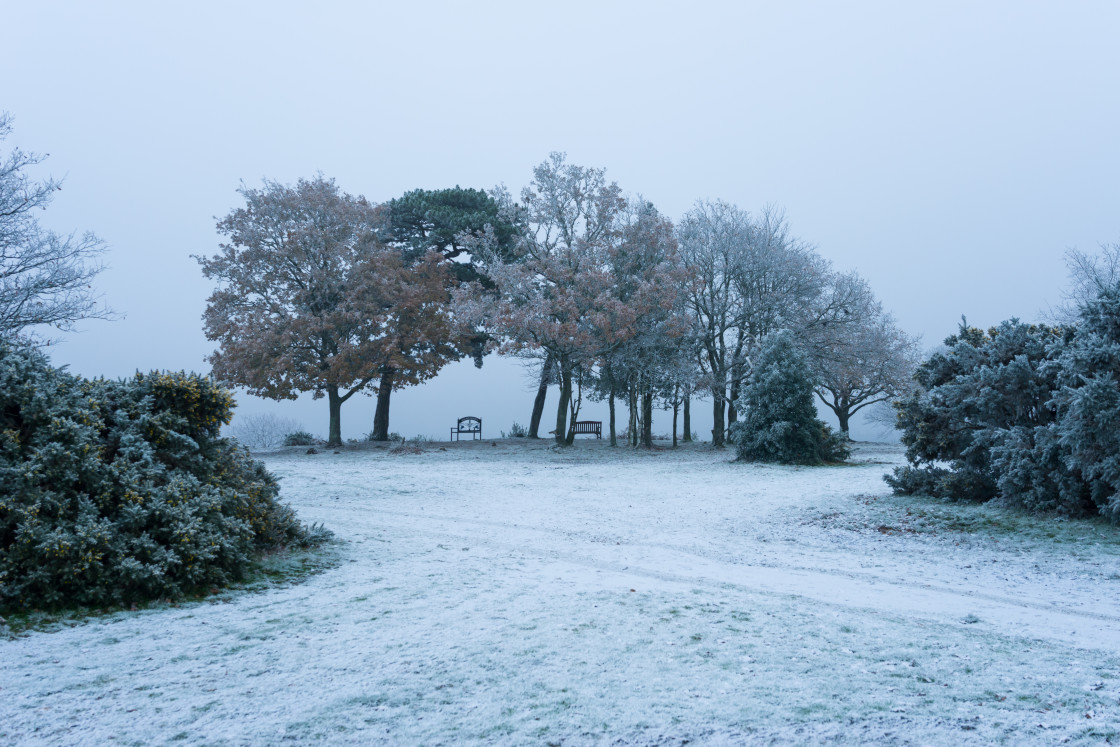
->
600, 200, 693, 448
0, 112, 111, 342
728, 330, 849, 464
462, 159, 692, 446
459, 154, 627, 445
678, 200, 747, 445
678, 201, 869, 445
198, 176, 457, 447
1049, 240, 1120, 324
814, 307, 922, 436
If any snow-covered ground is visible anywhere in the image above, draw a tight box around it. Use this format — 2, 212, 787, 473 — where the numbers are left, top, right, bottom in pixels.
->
4, 440, 1120, 745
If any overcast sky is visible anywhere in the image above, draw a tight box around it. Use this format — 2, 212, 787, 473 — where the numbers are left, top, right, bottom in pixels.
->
6, 1, 1119, 442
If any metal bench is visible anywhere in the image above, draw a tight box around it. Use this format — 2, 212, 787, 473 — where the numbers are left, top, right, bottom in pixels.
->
450, 416, 482, 441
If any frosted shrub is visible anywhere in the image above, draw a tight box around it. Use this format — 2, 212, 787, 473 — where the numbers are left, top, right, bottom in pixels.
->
282, 430, 317, 446
886, 320, 1063, 503
887, 307, 1120, 523
1048, 287, 1120, 521
729, 331, 849, 465
0, 343, 322, 612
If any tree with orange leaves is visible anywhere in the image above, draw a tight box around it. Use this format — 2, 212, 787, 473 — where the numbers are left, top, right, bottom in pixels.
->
197, 176, 457, 446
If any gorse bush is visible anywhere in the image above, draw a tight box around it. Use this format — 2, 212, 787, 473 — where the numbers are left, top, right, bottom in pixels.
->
0, 343, 324, 611
888, 292, 1120, 523
729, 331, 849, 465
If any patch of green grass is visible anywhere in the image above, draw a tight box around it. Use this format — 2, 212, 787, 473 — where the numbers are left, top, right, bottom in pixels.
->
854, 492, 1120, 550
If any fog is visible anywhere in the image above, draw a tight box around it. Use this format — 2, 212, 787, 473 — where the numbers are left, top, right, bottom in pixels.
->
6, 1, 1118, 441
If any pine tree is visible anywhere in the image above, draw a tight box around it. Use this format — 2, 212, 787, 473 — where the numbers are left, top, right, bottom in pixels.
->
728, 330, 849, 464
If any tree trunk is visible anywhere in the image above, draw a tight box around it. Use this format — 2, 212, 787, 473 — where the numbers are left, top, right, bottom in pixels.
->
641, 388, 653, 448
682, 394, 691, 442
327, 385, 343, 447
555, 356, 572, 446
629, 384, 638, 447
711, 386, 725, 447
837, 408, 850, 436
727, 378, 740, 426
528, 352, 553, 439
673, 401, 679, 447
608, 390, 617, 446
370, 368, 394, 441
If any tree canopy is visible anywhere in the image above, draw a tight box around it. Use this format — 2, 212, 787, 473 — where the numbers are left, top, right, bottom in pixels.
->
198, 176, 457, 446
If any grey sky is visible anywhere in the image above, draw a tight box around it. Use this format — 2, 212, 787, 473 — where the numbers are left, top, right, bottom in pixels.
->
6, 1, 1119, 441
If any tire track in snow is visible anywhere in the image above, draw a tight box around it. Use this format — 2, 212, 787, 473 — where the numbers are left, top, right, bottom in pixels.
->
359, 507, 1120, 651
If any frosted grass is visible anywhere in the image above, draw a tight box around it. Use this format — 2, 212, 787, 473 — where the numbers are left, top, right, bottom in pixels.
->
3, 441, 1119, 744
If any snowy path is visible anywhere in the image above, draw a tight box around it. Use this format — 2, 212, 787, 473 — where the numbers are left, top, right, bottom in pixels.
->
3, 440, 1120, 745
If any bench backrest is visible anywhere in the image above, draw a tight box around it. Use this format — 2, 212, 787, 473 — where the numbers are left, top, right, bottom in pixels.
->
457, 416, 481, 431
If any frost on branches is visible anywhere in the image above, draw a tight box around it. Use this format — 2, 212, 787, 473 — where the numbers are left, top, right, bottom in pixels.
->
0, 342, 321, 612
888, 261, 1120, 524
0, 112, 112, 343
458, 154, 691, 446
678, 202, 877, 445
728, 330, 849, 465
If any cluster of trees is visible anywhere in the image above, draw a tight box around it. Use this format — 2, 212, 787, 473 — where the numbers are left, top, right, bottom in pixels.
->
888, 244, 1120, 523
198, 155, 919, 448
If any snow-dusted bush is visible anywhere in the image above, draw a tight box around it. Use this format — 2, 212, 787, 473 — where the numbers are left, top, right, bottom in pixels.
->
886, 320, 1064, 503
1047, 287, 1120, 521
282, 430, 317, 446
0, 342, 322, 611
886, 309, 1120, 522
729, 331, 849, 465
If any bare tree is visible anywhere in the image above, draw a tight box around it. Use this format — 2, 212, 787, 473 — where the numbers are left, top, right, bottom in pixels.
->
814, 310, 922, 436
678, 202, 862, 445
1050, 241, 1120, 324
0, 112, 111, 342
227, 413, 305, 450
677, 200, 752, 446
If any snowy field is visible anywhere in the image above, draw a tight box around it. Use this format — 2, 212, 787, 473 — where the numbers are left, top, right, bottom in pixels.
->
4, 439, 1120, 745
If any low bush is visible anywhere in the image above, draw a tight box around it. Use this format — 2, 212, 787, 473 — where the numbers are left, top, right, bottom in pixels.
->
503, 422, 528, 438
282, 430, 317, 447
0, 342, 328, 612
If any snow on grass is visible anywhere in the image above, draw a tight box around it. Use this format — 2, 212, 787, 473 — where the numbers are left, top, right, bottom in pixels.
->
3, 440, 1120, 744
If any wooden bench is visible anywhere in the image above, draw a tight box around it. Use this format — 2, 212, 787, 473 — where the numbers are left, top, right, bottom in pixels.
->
450, 416, 482, 441
571, 421, 602, 439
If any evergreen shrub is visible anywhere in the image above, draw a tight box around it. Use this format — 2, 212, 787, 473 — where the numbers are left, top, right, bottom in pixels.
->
888, 297, 1120, 523
0, 342, 325, 611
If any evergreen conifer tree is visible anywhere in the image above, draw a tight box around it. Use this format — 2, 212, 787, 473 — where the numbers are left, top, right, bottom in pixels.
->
729, 330, 849, 464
